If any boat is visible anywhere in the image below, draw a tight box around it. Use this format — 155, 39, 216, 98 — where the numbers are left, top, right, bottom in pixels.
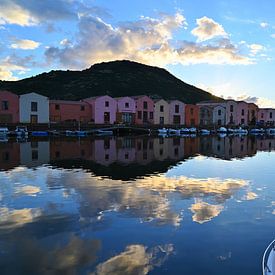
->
31, 131, 48, 137
0, 127, 9, 137
189, 128, 197, 133
200, 129, 210, 135
250, 128, 265, 135
217, 127, 227, 133
15, 126, 28, 137
180, 128, 190, 134
96, 129, 113, 136
158, 128, 168, 134
75, 130, 88, 136
168, 129, 181, 135
266, 128, 275, 135
262, 239, 275, 275
65, 130, 76, 136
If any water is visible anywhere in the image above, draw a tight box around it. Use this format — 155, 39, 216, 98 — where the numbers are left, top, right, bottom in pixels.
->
0, 135, 275, 275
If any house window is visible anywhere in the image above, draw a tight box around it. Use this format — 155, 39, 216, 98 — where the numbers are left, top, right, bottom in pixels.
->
261, 113, 264, 119
230, 105, 233, 112
137, 111, 142, 119
241, 118, 245, 124
242, 109, 245, 116
105, 101, 109, 107
190, 108, 194, 115
31, 102, 38, 112
32, 150, 38, 160
270, 112, 273, 119
175, 105, 179, 113
252, 110, 255, 117
1, 101, 9, 110
81, 105, 85, 111
125, 102, 129, 108
143, 101, 148, 109
218, 110, 221, 116
149, 112, 153, 119
160, 105, 164, 112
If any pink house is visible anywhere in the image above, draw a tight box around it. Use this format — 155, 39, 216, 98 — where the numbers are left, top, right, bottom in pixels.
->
236, 101, 249, 126
0, 90, 19, 123
132, 96, 154, 125
84, 96, 117, 124
116, 97, 136, 124
49, 100, 92, 122
168, 100, 185, 125
258, 108, 275, 126
225, 100, 238, 125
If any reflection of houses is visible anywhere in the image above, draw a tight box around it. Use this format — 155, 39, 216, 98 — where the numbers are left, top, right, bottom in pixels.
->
50, 139, 93, 161
49, 100, 92, 122
167, 138, 184, 160
0, 90, 19, 123
135, 138, 154, 164
20, 141, 50, 167
153, 137, 169, 161
92, 138, 117, 166
133, 96, 154, 125
84, 96, 117, 124
19, 92, 49, 123
116, 97, 136, 124
116, 137, 136, 164
168, 100, 185, 125
185, 104, 199, 127
153, 99, 169, 125
256, 138, 275, 151
0, 142, 20, 170
184, 137, 199, 158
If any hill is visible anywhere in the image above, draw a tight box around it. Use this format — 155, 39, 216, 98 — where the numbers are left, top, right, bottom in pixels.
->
0, 60, 221, 103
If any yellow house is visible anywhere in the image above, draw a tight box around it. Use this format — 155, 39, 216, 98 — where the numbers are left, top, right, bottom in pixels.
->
153, 99, 170, 125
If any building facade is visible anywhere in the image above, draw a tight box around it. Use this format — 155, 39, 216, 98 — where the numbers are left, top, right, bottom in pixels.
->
85, 95, 117, 124
133, 96, 154, 125
199, 105, 213, 126
0, 90, 19, 123
225, 100, 238, 125
248, 103, 258, 125
116, 97, 136, 124
153, 99, 169, 125
49, 100, 92, 122
19, 92, 49, 123
168, 100, 185, 125
213, 105, 226, 126
185, 104, 199, 126
236, 101, 249, 126
258, 108, 275, 126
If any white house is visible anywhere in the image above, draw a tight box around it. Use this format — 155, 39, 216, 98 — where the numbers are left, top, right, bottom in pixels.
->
19, 92, 49, 123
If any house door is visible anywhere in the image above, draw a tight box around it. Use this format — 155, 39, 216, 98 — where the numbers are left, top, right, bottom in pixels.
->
173, 115, 180, 125
159, 117, 164, 125
30, 115, 38, 124
143, 111, 148, 123
104, 112, 110, 123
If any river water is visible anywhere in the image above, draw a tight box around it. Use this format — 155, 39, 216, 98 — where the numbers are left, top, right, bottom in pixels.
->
0, 135, 275, 274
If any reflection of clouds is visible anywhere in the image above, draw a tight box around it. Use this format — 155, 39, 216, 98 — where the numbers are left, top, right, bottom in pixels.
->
93, 244, 173, 275
190, 200, 223, 224
243, 192, 258, 201
0, 234, 100, 274
0, 207, 42, 229
14, 185, 40, 196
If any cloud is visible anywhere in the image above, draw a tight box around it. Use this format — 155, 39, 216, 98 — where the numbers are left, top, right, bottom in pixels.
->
14, 185, 40, 196
260, 22, 269, 28
93, 244, 173, 275
271, 34, 275, 38
191, 16, 227, 42
243, 192, 258, 200
236, 94, 275, 108
249, 43, 264, 55
190, 201, 223, 224
10, 38, 40, 50
45, 12, 252, 70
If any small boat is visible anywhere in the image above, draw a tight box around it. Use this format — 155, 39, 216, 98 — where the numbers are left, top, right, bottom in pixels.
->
96, 129, 113, 136
189, 128, 197, 133
217, 127, 227, 133
250, 128, 265, 135
65, 130, 76, 136
266, 129, 275, 135
31, 131, 48, 137
200, 129, 210, 135
0, 127, 9, 137
262, 239, 275, 275
158, 128, 168, 134
168, 129, 181, 135
180, 128, 190, 134
48, 130, 61, 136
15, 126, 28, 137
75, 130, 88, 137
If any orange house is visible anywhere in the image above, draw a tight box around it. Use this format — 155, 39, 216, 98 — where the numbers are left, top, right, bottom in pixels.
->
49, 100, 92, 122
185, 104, 199, 126
0, 90, 19, 123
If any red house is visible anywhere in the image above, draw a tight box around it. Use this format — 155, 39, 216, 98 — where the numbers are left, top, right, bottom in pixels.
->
0, 90, 19, 123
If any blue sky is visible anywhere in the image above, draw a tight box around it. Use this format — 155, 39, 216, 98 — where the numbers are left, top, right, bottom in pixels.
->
0, 0, 275, 107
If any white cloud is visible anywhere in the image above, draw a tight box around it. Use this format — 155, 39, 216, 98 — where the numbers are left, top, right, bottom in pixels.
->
249, 43, 264, 55
236, 94, 275, 108
271, 34, 275, 38
11, 38, 40, 50
45, 13, 252, 70
191, 16, 227, 42
260, 22, 269, 28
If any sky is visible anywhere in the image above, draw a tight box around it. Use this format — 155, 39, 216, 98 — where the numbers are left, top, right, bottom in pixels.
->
0, 0, 275, 107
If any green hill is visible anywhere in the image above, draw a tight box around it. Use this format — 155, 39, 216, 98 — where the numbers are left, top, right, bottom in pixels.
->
0, 60, 220, 103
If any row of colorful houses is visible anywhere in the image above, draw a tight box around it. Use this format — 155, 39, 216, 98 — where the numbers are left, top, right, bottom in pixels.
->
0, 90, 274, 126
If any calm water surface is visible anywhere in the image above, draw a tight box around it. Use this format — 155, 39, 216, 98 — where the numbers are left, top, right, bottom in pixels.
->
0, 135, 275, 275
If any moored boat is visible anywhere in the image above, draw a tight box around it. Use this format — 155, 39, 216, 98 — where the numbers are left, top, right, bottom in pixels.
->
263, 239, 275, 275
